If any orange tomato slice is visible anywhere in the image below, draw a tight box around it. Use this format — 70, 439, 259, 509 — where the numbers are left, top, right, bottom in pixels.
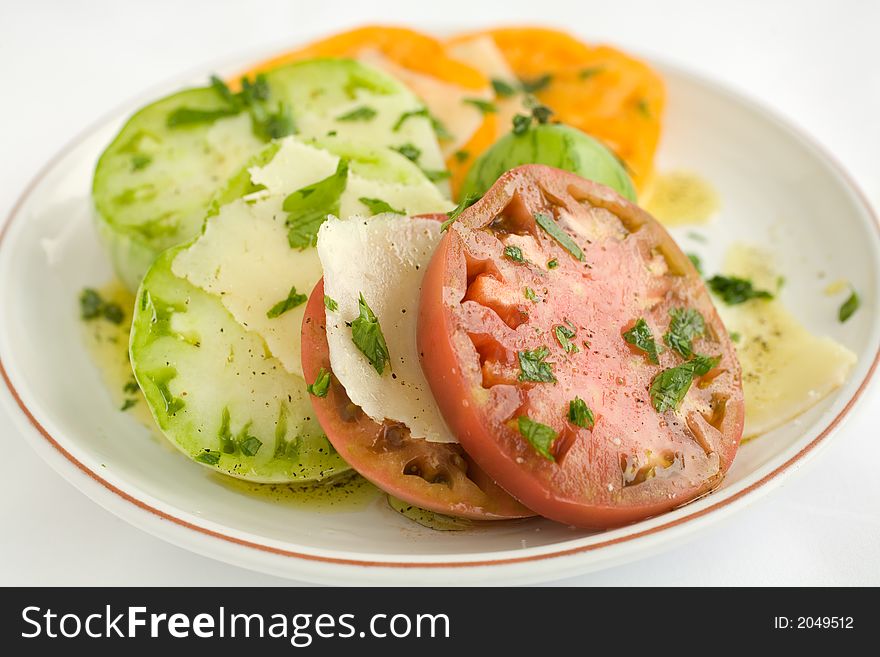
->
447, 28, 665, 191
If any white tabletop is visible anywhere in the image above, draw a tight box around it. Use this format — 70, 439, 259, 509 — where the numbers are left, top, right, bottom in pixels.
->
1, 0, 878, 586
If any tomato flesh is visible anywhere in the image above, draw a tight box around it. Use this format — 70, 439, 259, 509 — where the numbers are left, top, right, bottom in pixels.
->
301, 279, 533, 520
418, 165, 743, 528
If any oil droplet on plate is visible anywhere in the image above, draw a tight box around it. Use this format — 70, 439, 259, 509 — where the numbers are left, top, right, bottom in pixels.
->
643, 171, 719, 226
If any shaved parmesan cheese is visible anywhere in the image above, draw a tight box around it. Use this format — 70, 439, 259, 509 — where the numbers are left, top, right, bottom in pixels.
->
172, 137, 451, 378
357, 49, 491, 158
446, 35, 517, 83
318, 214, 456, 443
445, 36, 530, 140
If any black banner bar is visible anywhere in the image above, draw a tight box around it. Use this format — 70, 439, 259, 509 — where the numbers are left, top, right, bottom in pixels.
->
0, 587, 871, 653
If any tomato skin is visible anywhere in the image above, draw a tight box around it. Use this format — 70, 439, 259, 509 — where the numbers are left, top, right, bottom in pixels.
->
301, 278, 532, 520
418, 165, 743, 528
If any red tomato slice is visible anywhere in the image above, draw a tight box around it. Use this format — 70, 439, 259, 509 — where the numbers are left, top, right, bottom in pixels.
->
418, 165, 743, 528
301, 278, 533, 520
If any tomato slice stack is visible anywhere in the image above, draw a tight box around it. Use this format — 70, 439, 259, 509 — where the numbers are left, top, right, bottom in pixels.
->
417, 165, 743, 528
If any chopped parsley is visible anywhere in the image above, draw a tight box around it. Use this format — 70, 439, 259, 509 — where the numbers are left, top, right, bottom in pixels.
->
454, 149, 470, 163
534, 212, 584, 261
336, 105, 377, 121
568, 397, 595, 429
512, 114, 532, 135
707, 275, 774, 305
553, 322, 580, 354
195, 450, 221, 466
307, 367, 331, 397
517, 416, 557, 461
517, 346, 556, 383
441, 193, 481, 231
266, 286, 307, 318
421, 168, 451, 182
686, 252, 703, 275
530, 103, 553, 124
623, 318, 659, 364
359, 197, 405, 215
524, 287, 538, 302
650, 354, 720, 413
463, 98, 498, 114
79, 288, 124, 324
503, 245, 527, 264
729, 331, 742, 343
324, 295, 338, 312
123, 379, 140, 395
635, 98, 651, 118
663, 307, 706, 358
839, 289, 860, 322
520, 73, 553, 94
394, 143, 421, 162
284, 158, 349, 249
392, 107, 452, 140
491, 78, 517, 97
239, 436, 263, 457
578, 66, 603, 80
547, 259, 559, 269
120, 398, 138, 412
351, 293, 390, 375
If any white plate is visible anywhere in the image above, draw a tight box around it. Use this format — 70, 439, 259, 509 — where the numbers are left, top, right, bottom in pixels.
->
1, 55, 878, 586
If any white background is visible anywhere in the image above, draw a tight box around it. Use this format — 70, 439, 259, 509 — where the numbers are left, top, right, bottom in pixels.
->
1, 0, 878, 586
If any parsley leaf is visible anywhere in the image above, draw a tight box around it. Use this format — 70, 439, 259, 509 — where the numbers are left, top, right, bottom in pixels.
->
195, 450, 221, 466
663, 307, 705, 358
454, 149, 469, 163
307, 367, 331, 397
324, 295, 338, 312
568, 397, 595, 429
503, 245, 528, 264
517, 346, 556, 383
266, 286, 307, 318
394, 143, 421, 162
464, 98, 498, 114
441, 193, 481, 231
554, 322, 580, 354
336, 105, 377, 121
839, 289, 860, 323
686, 252, 703, 275
351, 293, 390, 375
359, 197, 405, 215
520, 74, 553, 93
649, 354, 720, 413
534, 212, 585, 262
421, 168, 451, 182
491, 78, 517, 97
393, 107, 452, 140
707, 275, 774, 305
79, 288, 124, 324
517, 416, 557, 461
239, 435, 263, 457
284, 158, 349, 249
623, 318, 659, 364
547, 259, 559, 270
79, 288, 103, 320
512, 114, 532, 135
578, 66, 603, 80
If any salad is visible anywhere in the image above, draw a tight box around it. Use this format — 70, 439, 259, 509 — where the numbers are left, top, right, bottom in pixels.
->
82, 25, 858, 530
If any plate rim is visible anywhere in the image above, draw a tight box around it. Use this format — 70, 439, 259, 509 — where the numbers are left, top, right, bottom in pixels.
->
1, 51, 878, 578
